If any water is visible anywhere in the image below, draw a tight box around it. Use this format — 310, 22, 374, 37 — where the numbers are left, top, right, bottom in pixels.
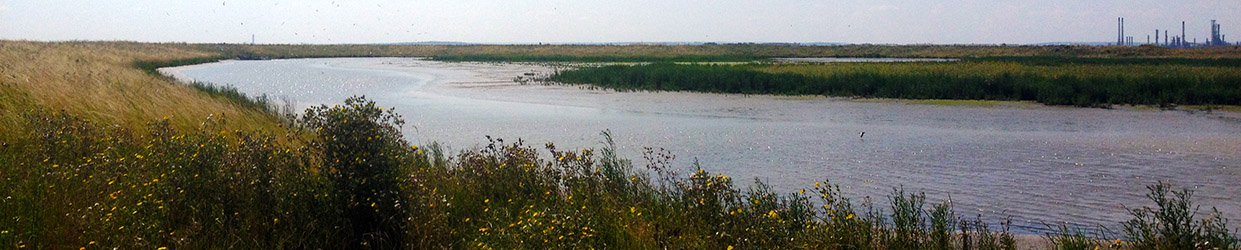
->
162, 57, 1241, 234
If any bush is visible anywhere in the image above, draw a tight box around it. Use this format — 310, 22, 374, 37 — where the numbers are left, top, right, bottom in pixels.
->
299, 96, 414, 248
1122, 182, 1238, 250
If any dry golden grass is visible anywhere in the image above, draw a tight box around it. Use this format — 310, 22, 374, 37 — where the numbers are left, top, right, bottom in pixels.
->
0, 41, 279, 138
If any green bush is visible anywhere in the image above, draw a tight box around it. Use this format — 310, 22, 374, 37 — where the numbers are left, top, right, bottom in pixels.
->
299, 96, 414, 248
1122, 182, 1239, 250
3, 97, 1236, 249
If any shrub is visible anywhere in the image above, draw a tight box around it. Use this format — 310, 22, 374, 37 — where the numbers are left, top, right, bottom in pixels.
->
299, 96, 414, 248
1122, 182, 1239, 250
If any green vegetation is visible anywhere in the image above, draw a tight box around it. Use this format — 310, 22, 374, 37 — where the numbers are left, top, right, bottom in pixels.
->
186, 81, 292, 122
548, 61, 1241, 107
4, 96, 1237, 249
133, 57, 225, 76
4, 41, 1241, 249
434, 54, 762, 62
965, 56, 1241, 67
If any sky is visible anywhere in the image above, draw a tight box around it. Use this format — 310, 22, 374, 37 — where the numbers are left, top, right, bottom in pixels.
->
2, 0, 1239, 45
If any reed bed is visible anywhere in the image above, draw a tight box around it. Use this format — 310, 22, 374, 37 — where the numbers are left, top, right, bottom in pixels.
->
547, 61, 1241, 107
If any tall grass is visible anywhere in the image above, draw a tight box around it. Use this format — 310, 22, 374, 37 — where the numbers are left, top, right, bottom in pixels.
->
547, 62, 1241, 107
0, 41, 278, 140
3, 96, 1236, 249
4, 41, 1240, 249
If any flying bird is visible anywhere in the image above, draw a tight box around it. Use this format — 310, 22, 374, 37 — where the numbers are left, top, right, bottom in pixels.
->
859, 131, 865, 138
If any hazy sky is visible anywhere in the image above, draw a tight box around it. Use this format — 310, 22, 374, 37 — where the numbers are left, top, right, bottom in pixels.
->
2, 0, 1238, 44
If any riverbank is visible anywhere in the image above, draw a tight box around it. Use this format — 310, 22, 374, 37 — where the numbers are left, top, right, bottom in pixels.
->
3, 41, 1239, 249
547, 61, 1241, 108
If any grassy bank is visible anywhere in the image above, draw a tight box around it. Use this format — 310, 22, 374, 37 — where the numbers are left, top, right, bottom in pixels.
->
0, 41, 280, 140
3, 41, 1240, 249
547, 61, 1241, 107
4, 96, 1237, 249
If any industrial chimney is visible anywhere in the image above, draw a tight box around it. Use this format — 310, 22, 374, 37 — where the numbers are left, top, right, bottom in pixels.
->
1121, 17, 1131, 45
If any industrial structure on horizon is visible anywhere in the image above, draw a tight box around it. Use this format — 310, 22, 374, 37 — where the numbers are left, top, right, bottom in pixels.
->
1117, 17, 1236, 47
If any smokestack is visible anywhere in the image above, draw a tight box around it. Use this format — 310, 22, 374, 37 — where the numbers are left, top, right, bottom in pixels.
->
1156, 29, 1160, 45
1182, 21, 1186, 47
1121, 17, 1131, 45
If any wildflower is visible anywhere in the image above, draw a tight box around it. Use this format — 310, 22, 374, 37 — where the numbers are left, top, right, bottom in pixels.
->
158, 247, 167, 250
846, 214, 854, 220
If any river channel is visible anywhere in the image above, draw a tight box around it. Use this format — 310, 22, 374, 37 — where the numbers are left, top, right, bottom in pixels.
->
161, 57, 1241, 234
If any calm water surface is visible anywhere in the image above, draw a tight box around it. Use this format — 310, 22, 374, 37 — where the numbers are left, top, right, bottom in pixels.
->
163, 58, 1241, 234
